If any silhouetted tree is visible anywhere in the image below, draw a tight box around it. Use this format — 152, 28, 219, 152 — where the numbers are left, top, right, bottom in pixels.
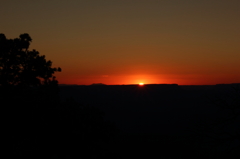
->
0, 33, 61, 89
1, 34, 119, 159
0, 33, 62, 158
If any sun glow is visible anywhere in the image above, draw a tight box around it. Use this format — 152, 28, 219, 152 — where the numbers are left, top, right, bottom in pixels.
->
139, 83, 144, 86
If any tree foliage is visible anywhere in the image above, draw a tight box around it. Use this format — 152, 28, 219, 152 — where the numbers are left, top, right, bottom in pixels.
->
0, 33, 61, 88
1, 33, 119, 159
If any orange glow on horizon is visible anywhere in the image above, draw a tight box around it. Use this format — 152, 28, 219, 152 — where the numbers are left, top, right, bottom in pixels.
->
139, 83, 144, 86
56, 72, 240, 86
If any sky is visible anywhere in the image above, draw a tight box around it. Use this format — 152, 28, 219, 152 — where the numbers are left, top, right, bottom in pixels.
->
1, 0, 240, 85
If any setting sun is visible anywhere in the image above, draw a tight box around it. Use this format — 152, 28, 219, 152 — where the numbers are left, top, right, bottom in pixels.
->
139, 83, 144, 86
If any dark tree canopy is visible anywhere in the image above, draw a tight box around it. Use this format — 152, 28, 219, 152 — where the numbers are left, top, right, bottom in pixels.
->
0, 33, 61, 88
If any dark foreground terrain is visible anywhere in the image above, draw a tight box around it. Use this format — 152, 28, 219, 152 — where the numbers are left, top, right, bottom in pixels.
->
59, 84, 240, 158
7, 84, 240, 158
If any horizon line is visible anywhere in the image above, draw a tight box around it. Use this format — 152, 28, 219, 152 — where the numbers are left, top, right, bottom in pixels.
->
58, 83, 240, 86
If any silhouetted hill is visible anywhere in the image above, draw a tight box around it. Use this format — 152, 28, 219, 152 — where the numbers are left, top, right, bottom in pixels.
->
59, 84, 239, 133
6, 83, 239, 158
58, 83, 240, 158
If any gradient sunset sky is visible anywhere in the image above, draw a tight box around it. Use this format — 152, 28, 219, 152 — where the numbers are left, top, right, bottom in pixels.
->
1, 0, 239, 85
